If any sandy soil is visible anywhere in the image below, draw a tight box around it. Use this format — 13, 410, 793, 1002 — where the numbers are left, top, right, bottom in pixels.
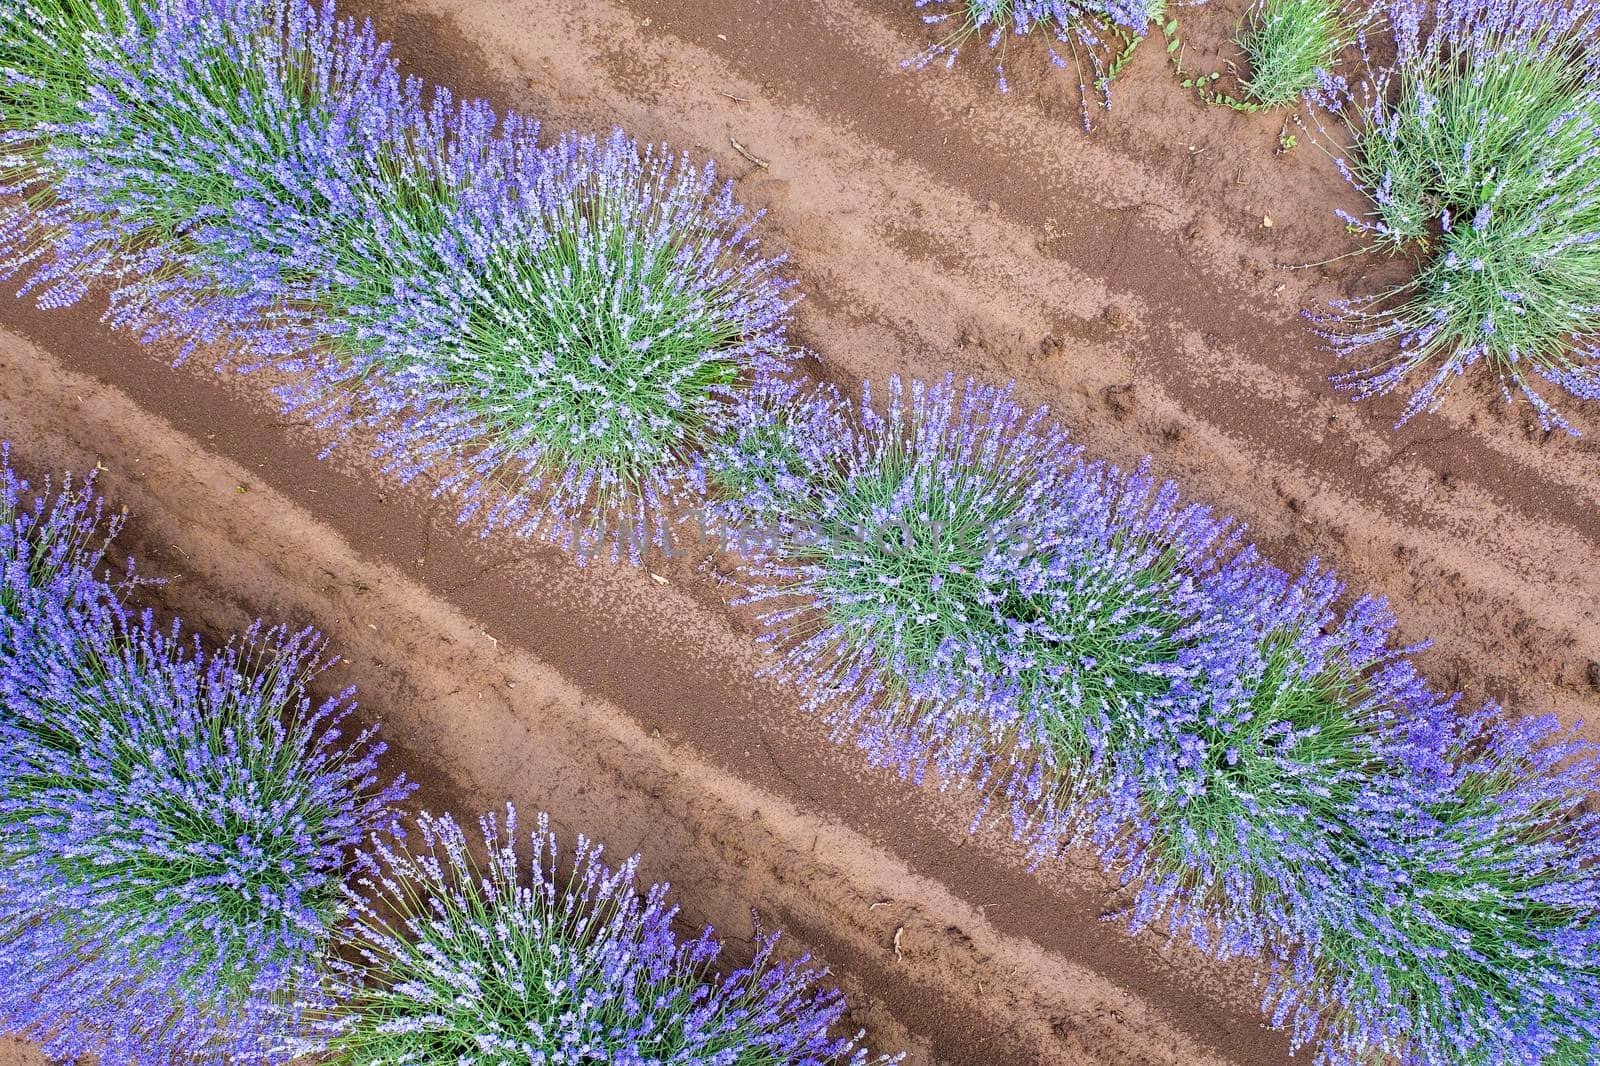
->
0, 1038, 44, 1066
4, 0, 1598, 1062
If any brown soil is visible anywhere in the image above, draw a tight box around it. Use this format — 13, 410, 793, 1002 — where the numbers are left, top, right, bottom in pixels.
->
0, 1038, 43, 1066
3, 1, 1598, 1063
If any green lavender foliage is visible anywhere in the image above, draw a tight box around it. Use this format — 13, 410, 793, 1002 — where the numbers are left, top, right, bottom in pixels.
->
1237, 0, 1347, 107
0, 0, 142, 181
1315, 0, 1600, 432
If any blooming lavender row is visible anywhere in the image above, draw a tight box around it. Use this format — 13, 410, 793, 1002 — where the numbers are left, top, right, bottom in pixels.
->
0, 0, 794, 564
2, 0, 1597, 1061
1308, 0, 1600, 432
700, 375, 1600, 1064
0, 454, 885, 1064
0, 2, 879, 1054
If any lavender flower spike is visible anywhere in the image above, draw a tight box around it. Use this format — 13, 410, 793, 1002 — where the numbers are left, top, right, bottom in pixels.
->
0, 443, 123, 630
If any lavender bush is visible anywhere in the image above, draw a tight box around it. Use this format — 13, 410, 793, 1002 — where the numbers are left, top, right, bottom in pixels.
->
905, 0, 1168, 115
1310, 0, 1600, 432
362, 128, 796, 564
1273, 707, 1600, 1064
0, 0, 795, 564
708, 375, 1082, 788
0, 607, 411, 1063
320, 807, 884, 1064
706, 377, 1253, 853
0, 453, 411, 1062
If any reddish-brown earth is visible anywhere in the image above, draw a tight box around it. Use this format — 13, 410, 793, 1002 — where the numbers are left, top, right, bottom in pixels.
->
4, 0, 1599, 1063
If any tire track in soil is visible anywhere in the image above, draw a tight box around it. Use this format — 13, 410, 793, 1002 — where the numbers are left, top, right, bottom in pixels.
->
339, 0, 1600, 742
0, 312, 1282, 1064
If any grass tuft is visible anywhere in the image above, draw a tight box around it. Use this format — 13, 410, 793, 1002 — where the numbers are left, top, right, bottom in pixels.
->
1236, 0, 1347, 108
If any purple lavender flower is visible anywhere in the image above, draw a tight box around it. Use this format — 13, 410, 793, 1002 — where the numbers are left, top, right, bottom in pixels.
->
319, 806, 887, 1064
1309, 0, 1600, 432
1268, 706, 1600, 1064
0, 443, 123, 628
0, 585, 412, 1062
904, 0, 1168, 120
